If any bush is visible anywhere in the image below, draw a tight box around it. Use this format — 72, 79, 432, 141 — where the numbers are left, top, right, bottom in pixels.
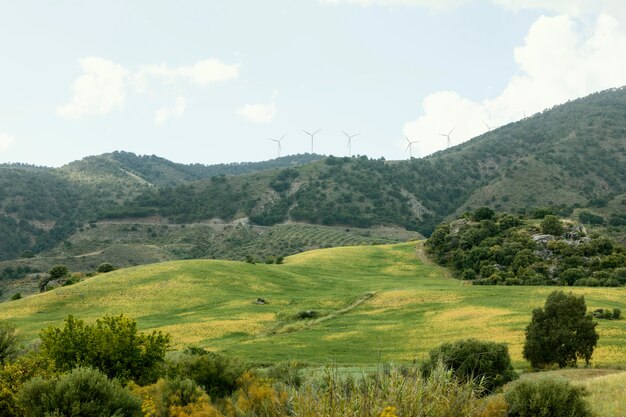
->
0, 322, 19, 365
266, 360, 305, 387
17, 367, 142, 417
40, 314, 170, 384
472, 207, 496, 221
97, 262, 115, 273
168, 349, 247, 399
504, 378, 593, 417
48, 264, 69, 280
0, 353, 56, 416
10, 293, 21, 301
613, 308, 622, 320
523, 291, 599, 368
540, 215, 564, 235
422, 339, 517, 393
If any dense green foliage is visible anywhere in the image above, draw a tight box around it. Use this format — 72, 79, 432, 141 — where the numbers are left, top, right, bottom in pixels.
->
1, 87, 626, 270
523, 291, 599, 368
17, 367, 142, 417
425, 209, 626, 286
40, 314, 170, 384
504, 378, 593, 417
168, 349, 247, 399
422, 338, 517, 393
0, 322, 18, 365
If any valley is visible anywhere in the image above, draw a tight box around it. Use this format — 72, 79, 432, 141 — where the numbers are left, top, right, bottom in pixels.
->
1, 242, 624, 367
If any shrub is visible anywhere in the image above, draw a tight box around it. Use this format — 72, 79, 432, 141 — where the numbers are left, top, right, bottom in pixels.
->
523, 291, 598, 368
168, 350, 247, 399
48, 264, 69, 280
10, 293, 21, 301
613, 308, 622, 320
97, 262, 115, 273
472, 207, 496, 221
40, 314, 170, 384
540, 215, 564, 235
0, 353, 56, 416
266, 360, 305, 387
504, 378, 593, 417
422, 339, 517, 393
0, 322, 19, 365
17, 367, 142, 417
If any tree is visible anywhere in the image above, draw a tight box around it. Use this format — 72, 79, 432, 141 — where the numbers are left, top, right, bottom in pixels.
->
422, 338, 517, 393
48, 264, 69, 280
40, 314, 170, 384
540, 215, 564, 235
523, 291, 599, 368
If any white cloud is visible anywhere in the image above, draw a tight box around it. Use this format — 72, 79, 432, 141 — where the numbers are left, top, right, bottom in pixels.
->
59, 58, 239, 120
236, 102, 277, 124
404, 13, 626, 156
58, 57, 129, 119
236, 92, 278, 124
154, 96, 187, 126
320, 0, 467, 10
322, 0, 626, 18
132, 59, 239, 92
0, 132, 15, 151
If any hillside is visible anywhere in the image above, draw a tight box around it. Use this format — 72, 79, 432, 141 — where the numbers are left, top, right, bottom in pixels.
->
59, 151, 324, 187
0, 222, 420, 300
1, 242, 624, 366
1, 87, 625, 269
108, 87, 626, 234
0, 153, 326, 263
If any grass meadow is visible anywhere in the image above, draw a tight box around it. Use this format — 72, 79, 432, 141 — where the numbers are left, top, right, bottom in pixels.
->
0, 242, 624, 368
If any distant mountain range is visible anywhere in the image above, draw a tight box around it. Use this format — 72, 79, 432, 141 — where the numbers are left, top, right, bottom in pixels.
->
1, 87, 625, 267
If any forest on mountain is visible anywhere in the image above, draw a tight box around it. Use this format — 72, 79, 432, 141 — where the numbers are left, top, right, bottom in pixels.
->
0, 87, 625, 264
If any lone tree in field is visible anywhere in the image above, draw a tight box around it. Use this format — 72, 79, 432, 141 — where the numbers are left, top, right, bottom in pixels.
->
523, 291, 599, 368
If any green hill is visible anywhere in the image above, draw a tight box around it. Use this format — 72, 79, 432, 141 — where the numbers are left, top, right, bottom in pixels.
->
1, 242, 624, 366
109, 87, 626, 234
59, 151, 324, 188
0, 222, 421, 299
1, 87, 625, 269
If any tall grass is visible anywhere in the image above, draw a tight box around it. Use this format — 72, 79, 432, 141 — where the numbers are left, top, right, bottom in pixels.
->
279, 364, 482, 417
581, 371, 626, 417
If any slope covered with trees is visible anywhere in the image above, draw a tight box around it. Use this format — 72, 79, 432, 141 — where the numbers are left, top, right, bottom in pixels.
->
1, 87, 625, 266
107, 87, 626, 234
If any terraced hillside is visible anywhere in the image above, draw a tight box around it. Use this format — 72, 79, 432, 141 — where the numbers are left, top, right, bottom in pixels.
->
1, 242, 624, 366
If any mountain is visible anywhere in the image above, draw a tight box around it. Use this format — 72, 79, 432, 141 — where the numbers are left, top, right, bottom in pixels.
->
107, 87, 626, 235
1, 87, 625, 271
0, 153, 325, 261
59, 151, 325, 187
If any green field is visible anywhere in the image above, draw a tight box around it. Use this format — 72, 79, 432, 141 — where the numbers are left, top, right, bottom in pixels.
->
0, 242, 624, 367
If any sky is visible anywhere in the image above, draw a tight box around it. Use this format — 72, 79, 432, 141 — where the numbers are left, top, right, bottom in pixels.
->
1, 0, 626, 166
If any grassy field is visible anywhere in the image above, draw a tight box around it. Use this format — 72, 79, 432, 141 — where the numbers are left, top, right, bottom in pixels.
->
0, 242, 624, 367
0, 221, 420, 300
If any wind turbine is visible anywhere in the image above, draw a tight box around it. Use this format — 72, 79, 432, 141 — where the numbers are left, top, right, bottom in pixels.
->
483, 120, 492, 132
268, 133, 286, 158
438, 127, 455, 149
302, 129, 321, 154
342, 130, 360, 157
404, 135, 421, 159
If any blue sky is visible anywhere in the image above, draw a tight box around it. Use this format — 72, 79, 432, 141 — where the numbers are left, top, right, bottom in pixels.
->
1, 0, 625, 166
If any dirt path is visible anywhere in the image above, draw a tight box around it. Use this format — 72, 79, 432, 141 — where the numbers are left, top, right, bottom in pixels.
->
414, 241, 432, 264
